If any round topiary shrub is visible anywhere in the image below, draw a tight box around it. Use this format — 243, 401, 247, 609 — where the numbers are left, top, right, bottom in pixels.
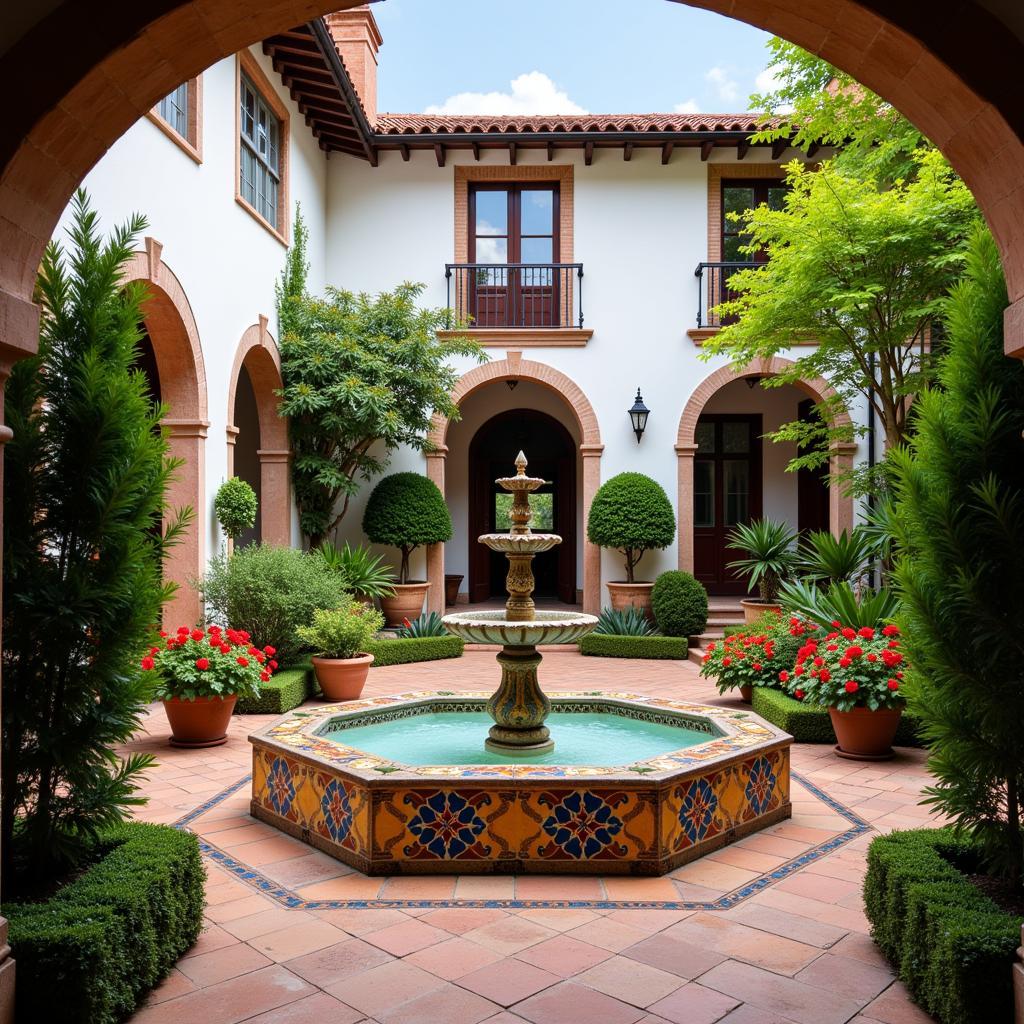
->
651, 571, 709, 638
214, 477, 258, 542
587, 472, 676, 582
363, 472, 452, 583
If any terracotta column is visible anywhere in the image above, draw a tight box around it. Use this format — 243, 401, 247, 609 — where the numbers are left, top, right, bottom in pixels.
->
580, 443, 603, 615
829, 442, 858, 537
425, 447, 447, 615
258, 449, 291, 547
225, 425, 238, 475
675, 443, 698, 574
163, 418, 208, 626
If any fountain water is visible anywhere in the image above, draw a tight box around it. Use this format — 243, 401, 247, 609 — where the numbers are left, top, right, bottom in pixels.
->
442, 452, 598, 755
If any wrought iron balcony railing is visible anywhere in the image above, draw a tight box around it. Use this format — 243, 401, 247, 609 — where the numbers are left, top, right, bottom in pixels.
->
445, 263, 584, 330
694, 261, 762, 328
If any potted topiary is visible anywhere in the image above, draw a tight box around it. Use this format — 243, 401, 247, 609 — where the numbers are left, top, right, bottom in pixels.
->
651, 570, 709, 643
297, 601, 385, 700
784, 622, 906, 759
587, 472, 675, 618
726, 518, 798, 623
143, 625, 274, 747
214, 476, 258, 554
363, 472, 452, 626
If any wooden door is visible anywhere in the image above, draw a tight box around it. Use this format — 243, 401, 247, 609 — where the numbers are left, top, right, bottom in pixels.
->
692, 414, 763, 595
797, 399, 831, 534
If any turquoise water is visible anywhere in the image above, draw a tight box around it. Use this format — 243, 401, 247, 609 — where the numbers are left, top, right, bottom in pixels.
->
322, 711, 710, 766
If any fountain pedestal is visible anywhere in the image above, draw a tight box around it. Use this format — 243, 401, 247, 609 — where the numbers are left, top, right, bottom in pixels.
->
486, 647, 551, 754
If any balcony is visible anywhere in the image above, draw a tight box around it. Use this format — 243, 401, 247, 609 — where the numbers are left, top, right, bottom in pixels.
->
693, 261, 761, 330
445, 263, 585, 333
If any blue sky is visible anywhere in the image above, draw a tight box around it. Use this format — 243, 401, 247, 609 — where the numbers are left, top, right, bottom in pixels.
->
372, 0, 778, 116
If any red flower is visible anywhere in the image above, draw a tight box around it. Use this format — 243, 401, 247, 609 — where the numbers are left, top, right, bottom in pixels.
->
867, 653, 878, 663
703, 653, 712, 663
208, 625, 221, 634
882, 624, 900, 637
722, 657, 732, 667
255, 652, 266, 664
845, 645, 863, 659
831, 620, 841, 628
858, 627, 875, 639
841, 627, 857, 640
263, 645, 276, 656
195, 658, 210, 670
260, 671, 270, 682
779, 670, 790, 682
149, 646, 160, 655
813, 657, 824, 667
795, 689, 805, 700
819, 669, 831, 682
753, 662, 762, 671
140, 656, 155, 671
845, 680, 859, 693
159, 631, 168, 638
165, 638, 177, 649
190, 629, 204, 642
827, 644, 838, 652
177, 626, 189, 635
219, 645, 230, 654
269, 660, 278, 670
237, 656, 249, 667
887, 679, 899, 690
839, 657, 852, 669
826, 631, 839, 640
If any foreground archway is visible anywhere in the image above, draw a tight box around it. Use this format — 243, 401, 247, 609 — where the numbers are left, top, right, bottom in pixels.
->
676, 357, 856, 578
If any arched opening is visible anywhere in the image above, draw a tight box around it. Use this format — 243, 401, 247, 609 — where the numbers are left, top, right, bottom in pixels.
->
227, 321, 290, 548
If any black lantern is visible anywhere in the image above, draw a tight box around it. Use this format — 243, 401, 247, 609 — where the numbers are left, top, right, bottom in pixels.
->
628, 388, 650, 443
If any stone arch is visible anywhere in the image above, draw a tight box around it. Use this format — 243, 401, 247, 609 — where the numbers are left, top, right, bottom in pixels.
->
424, 352, 604, 615
226, 316, 291, 547
675, 357, 856, 575
123, 240, 208, 625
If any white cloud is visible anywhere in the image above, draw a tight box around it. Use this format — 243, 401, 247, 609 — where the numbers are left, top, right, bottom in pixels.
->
423, 72, 587, 116
705, 66, 739, 104
674, 98, 701, 114
754, 67, 783, 95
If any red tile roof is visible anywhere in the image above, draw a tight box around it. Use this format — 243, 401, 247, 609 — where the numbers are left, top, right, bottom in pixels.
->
375, 113, 780, 136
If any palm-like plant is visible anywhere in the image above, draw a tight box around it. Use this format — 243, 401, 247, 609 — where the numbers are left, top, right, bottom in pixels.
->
726, 518, 798, 603
797, 527, 879, 586
778, 578, 900, 630
318, 541, 396, 600
593, 606, 657, 637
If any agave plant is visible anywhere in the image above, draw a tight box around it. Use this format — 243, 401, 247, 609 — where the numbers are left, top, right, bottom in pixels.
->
797, 527, 880, 587
318, 541, 396, 600
395, 611, 449, 639
726, 518, 799, 603
778, 578, 901, 630
593, 606, 657, 637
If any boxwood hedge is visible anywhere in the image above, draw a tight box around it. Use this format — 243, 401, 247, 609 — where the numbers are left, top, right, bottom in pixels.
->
5, 822, 204, 1024
235, 663, 313, 715
579, 634, 688, 660
864, 828, 1020, 1024
367, 636, 464, 666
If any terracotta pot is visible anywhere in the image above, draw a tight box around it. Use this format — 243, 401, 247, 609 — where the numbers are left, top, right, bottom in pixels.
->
606, 581, 655, 621
311, 653, 374, 701
741, 599, 782, 625
379, 581, 430, 627
444, 573, 464, 607
739, 685, 753, 704
163, 695, 237, 748
829, 705, 904, 760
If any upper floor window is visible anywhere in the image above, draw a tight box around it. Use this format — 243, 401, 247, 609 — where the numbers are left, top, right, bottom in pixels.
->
158, 82, 189, 138
148, 76, 202, 162
721, 180, 788, 263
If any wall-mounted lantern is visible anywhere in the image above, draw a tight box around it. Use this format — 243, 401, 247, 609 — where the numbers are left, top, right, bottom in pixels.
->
628, 388, 650, 444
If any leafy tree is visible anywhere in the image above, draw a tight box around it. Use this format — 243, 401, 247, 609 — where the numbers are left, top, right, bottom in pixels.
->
704, 149, 979, 494
2, 191, 188, 893
214, 477, 258, 543
888, 226, 1024, 889
276, 209, 484, 545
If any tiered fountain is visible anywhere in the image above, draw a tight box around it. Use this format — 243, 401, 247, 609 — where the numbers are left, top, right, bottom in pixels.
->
442, 451, 598, 755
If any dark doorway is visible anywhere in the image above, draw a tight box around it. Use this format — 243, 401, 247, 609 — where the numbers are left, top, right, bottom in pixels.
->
233, 364, 263, 546
797, 398, 831, 535
692, 414, 763, 596
468, 409, 576, 604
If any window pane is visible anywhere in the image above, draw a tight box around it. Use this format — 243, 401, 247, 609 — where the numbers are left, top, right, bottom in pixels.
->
520, 189, 553, 235
695, 421, 715, 453
520, 237, 553, 265
474, 237, 508, 265
723, 236, 749, 261
158, 81, 189, 138
723, 461, 750, 526
723, 187, 755, 219
722, 421, 751, 454
694, 461, 715, 528
475, 191, 508, 235
767, 187, 788, 211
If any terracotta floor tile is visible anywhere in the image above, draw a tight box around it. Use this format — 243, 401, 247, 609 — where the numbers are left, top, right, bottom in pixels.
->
283, 937, 393, 988
794, 952, 893, 1002
325, 959, 445, 1017
516, 908, 600, 933
297, 874, 384, 900
362, 918, 451, 956
379, 874, 457, 900
513, 980, 647, 1024
829, 932, 893, 969
464, 917, 557, 955
240, 991, 364, 1024
228, 835, 311, 867
621, 932, 728, 980
203, 893, 276, 924
422, 907, 510, 934
564, 916, 650, 952
209, 823, 278, 847
717, 1002, 799, 1023
377, 982, 499, 1024
646, 982, 742, 1024
249, 920, 347, 962
706, 847, 788, 874
406, 935, 504, 980
670, 860, 760, 892
258, 852, 352, 888
722, 904, 847, 949
665, 914, 820, 976
143, 969, 196, 1005
601, 877, 682, 902
861, 982, 935, 1024
454, 875, 517, 899
221, 907, 317, 942
514, 933, 613, 977
176, 942, 273, 987
575, 955, 685, 1007
604, 909, 693, 933
458, 959, 561, 1006
775, 872, 861, 904
180, 923, 242, 959
514, 875, 604, 901
204, 879, 258, 906
312, 907, 408, 934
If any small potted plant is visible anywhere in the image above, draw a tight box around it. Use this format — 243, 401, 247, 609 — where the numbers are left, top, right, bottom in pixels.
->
587, 472, 676, 618
726, 518, 798, 623
363, 472, 452, 626
785, 622, 906, 759
214, 476, 258, 554
297, 600, 385, 700
143, 625, 275, 747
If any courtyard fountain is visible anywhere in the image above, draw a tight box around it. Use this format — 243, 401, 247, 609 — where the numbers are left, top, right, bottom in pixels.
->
440, 451, 598, 755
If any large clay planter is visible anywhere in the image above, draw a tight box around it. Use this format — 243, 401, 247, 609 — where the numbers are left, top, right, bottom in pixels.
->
444, 573, 464, 607
606, 581, 655, 621
311, 653, 374, 701
163, 695, 237, 748
741, 599, 782, 625
829, 705, 904, 760
379, 581, 430, 627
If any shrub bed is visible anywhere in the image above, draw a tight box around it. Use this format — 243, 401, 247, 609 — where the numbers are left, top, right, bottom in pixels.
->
367, 636, 464, 666
234, 664, 313, 715
579, 634, 688, 660
5, 822, 204, 1024
864, 828, 1020, 1024
751, 687, 923, 746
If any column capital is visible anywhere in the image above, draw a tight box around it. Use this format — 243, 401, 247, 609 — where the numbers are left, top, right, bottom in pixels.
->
225, 425, 240, 444
424, 445, 449, 460
579, 443, 604, 457
257, 448, 291, 464
675, 443, 699, 457
163, 418, 209, 439
829, 442, 859, 456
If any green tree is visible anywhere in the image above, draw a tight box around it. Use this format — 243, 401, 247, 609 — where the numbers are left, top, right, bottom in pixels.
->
2, 191, 188, 893
704, 149, 978, 493
276, 211, 484, 545
889, 226, 1024, 889
214, 476, 258, 543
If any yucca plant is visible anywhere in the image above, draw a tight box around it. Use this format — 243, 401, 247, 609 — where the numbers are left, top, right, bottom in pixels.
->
593, 606, 657, 637
395, 611, 449, 639
797, 527, 879, 587
318, 540, 396, 600
726, 518, 798, 603
778, 578, 900, 630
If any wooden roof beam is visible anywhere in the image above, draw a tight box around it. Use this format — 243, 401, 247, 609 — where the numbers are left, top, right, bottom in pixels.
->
584, 140, 594, 166
434, 144, 446, 167
623, 142, 633, 161
700, 141, 714, 161
771, 138, 788, 159
471, 141, 480, 161
661, 141, 674, 165
737, 139, 750, 160
546, 141, 554, 161
509, 142, 517, 165
807, 142, 820, 158
400, 143, 410, 161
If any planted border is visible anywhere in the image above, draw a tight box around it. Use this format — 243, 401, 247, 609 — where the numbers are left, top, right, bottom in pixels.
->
579, 634, 689, 660
367, 636, 464, 666
235, 664, 313, 715
864, 828, 1020, 1024
5, 822, 204, 1024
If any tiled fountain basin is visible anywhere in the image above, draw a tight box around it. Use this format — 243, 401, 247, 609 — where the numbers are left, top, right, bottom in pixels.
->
249, 692, 792, 876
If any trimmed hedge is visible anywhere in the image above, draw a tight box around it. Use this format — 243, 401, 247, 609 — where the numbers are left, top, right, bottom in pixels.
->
367, 636, 464, 666
5, 822, 204, 1024
751, 686, 923, 746
864, 828, 1020, 1024
651, 571, 709, 638
579, 633, 688, 660
235, 664, 313, 715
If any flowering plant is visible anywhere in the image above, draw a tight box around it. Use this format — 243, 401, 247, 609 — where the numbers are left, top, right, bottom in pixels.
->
783, 622, 906, 711
142, 625, 277, 701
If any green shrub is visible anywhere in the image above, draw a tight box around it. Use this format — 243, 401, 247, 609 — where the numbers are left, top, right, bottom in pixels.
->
296, 601, 384, 659
651, 571, 708, 637
317, 541, 396, 599
579, 634, 688, 660
200, 544, 349, 661
864, 828, 1020, 1024
362, 472, 452, 583
214, 477, 258, 542
235, 664, 313, 715
5, 822, 204, 1024
367, 636, 464, 666
395, 611, 448, 638
586, 472, 675, 583
593, 606, 657, 637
